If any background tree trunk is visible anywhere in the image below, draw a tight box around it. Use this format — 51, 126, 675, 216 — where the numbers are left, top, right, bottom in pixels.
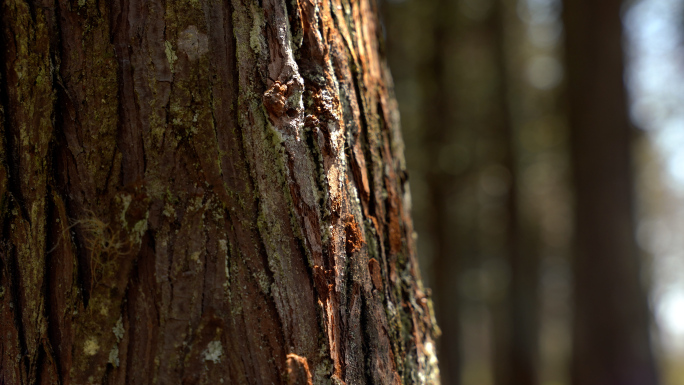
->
0, 0, 439, 384
488, 2, 538, 384
563, 0, 659, 384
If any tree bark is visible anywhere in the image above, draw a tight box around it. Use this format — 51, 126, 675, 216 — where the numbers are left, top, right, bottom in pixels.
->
0, 0, 439, 384
563, 0, 659, 384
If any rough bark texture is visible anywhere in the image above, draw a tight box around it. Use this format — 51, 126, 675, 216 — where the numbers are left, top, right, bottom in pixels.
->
563, 0, 658, 384
0, 0, 439, 384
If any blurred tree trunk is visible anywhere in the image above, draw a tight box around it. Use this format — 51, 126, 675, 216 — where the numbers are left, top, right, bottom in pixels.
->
488, 1, 539, 385
420, 1, 462, 384
381, 0, 468, 382
563, 1, 659, 384
0, 0, 440, 384
383, 0, 540, 383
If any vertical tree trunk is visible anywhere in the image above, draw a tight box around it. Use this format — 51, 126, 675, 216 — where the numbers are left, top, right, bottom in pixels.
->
383, 0, 538, 383
0, 0, 439, 384
563, 1, 659, 384
488, 2, 538, 385
417, 1, 461, 384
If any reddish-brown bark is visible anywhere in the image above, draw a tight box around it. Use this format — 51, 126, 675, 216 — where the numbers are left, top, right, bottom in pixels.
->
0, 0, 439, 384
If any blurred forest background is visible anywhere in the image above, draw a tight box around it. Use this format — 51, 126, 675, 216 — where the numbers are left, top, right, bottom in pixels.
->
380, 0, 684, 384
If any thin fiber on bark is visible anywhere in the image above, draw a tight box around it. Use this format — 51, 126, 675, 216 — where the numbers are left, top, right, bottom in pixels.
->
0, 0, 439, 384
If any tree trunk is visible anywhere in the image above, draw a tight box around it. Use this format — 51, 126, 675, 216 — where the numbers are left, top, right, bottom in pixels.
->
563, 0, 659, 384
0, 0, 439, 384
488, 2, 538, 385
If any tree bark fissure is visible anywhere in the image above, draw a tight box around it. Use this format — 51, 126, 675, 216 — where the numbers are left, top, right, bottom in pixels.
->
0, 0, 439, 384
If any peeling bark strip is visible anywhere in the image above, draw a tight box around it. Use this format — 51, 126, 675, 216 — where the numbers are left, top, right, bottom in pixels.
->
0, 0, 439, 384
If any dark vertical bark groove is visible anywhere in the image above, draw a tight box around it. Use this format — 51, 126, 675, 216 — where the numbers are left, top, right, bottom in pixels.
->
11, 243, 30, 371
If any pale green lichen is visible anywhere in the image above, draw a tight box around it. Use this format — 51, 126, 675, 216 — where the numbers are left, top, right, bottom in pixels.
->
99, 301, 110, 316
189, 250, 202, 268
165, 41, 178, 72
220, 239, 230, 285
116, 193, 149, 244
255, 271, 270, 294
108, 345, 120, 367
20, 125, 29, 146
203, 340, 223, 363
119, 194, 132, 227
113, 316, 124, 341
131, 213, 149, 244
249, 3, 266, 54
162, 203, 176, 218
84, 337, 100, 356
188, 195, 205, 212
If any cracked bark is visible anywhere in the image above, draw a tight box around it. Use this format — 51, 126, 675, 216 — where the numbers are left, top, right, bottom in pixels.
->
0, 0, 439, 384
